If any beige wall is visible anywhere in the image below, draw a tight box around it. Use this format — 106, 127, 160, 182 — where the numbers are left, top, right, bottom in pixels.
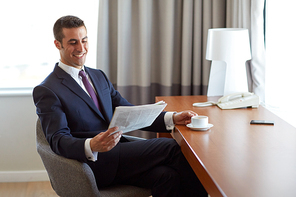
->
0, 93, 47, 182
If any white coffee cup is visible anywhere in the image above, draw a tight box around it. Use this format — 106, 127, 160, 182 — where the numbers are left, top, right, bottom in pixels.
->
191, 116, 208, 128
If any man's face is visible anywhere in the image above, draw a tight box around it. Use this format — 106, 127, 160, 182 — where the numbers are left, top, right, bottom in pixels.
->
55, 26, 88, 69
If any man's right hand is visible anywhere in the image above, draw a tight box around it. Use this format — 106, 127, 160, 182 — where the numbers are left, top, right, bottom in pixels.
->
90, 127, 123, 152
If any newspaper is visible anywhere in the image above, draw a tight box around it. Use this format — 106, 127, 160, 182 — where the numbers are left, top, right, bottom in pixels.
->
109, 101, 167, 134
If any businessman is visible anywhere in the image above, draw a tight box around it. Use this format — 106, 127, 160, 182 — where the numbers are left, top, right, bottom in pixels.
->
33, 15, 207, 197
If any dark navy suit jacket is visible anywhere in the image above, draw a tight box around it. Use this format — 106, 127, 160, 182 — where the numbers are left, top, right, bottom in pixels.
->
33, 63, 169, 186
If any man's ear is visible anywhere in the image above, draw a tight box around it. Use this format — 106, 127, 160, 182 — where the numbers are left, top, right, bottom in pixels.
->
54, 40, 62, 50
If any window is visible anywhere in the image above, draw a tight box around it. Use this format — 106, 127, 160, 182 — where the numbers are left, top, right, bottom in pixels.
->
265, 1, 296, 127
0, 0, 99, 90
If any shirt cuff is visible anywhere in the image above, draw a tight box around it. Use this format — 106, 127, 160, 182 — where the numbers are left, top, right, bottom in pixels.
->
84, 138, 98, 162
164, 111, 176, 130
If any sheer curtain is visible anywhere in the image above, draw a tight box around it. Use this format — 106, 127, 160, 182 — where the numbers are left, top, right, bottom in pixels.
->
97, 0, 226, 105
265, 1, 296, 127
226, 0, 266, 102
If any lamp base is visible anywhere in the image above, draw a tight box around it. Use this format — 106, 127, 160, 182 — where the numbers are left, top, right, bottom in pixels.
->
207, 60, 249, 97
207, 61, 226, 96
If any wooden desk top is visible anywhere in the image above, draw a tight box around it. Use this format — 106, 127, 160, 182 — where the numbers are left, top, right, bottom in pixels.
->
156, 95, 296, 197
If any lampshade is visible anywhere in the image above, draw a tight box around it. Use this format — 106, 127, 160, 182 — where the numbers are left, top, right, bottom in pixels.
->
206, 28, 251, 96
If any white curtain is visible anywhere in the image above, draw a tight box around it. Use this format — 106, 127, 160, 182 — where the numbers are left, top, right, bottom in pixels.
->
226, 0, 266, 102
97, 0, 226, 105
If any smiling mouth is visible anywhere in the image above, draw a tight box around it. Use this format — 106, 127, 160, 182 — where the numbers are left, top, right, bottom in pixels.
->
73, 53, 85, 58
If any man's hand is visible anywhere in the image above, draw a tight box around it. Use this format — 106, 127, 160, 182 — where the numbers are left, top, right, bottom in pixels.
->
173, 110, 198, 125
90, 127, 123, 152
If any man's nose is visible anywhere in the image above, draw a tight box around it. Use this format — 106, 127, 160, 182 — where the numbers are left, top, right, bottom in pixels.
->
76, 42, 85, 52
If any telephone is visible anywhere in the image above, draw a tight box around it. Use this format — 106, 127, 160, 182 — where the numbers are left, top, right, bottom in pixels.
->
193, 92, 259, 109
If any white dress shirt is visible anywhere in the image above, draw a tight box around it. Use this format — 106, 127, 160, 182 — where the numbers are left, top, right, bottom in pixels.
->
58, 62, 175, 162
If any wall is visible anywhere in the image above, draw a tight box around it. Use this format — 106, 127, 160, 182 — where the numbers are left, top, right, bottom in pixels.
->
0, 93, 48, 182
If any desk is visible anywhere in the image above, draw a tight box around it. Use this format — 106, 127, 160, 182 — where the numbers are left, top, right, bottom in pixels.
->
156, 96, 296, 197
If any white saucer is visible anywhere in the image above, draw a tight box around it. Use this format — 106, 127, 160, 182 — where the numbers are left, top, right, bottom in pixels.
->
186, 123, 213, 131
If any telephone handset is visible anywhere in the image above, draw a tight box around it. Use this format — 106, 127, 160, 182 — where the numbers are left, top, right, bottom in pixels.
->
218, 92, 253, 103
217, 92, 259, 109
193, 92, 259, 109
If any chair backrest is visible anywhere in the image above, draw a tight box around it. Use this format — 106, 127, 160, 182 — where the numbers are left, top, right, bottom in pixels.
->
36, 119, 151, 197
36, 119, 101, 197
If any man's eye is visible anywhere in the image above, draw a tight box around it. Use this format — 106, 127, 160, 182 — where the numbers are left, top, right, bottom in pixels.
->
70, 42, 76, 45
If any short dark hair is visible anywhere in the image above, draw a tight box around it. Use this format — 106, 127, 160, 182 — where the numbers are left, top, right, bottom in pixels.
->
53, 15, 86, 43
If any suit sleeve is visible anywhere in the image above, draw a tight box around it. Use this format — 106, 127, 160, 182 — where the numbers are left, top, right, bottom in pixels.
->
33, 85, 88, 162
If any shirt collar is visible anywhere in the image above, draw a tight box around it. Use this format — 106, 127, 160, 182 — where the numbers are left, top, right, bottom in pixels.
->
58, 61, 85, 79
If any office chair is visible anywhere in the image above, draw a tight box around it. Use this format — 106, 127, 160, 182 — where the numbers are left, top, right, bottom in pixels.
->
36, 119, 151, 197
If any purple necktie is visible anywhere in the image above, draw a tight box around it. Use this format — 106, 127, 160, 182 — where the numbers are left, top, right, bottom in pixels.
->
79, 70, 100, 110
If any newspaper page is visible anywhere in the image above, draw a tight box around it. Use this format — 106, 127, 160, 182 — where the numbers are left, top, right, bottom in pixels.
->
109, 101, 167, 134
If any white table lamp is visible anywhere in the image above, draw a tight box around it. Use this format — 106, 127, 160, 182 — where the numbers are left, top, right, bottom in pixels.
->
206, 28, 251, 96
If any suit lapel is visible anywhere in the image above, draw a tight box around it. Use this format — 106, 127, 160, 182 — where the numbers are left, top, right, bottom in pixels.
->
54, 65, 106, 121
85, 67, 112, 123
